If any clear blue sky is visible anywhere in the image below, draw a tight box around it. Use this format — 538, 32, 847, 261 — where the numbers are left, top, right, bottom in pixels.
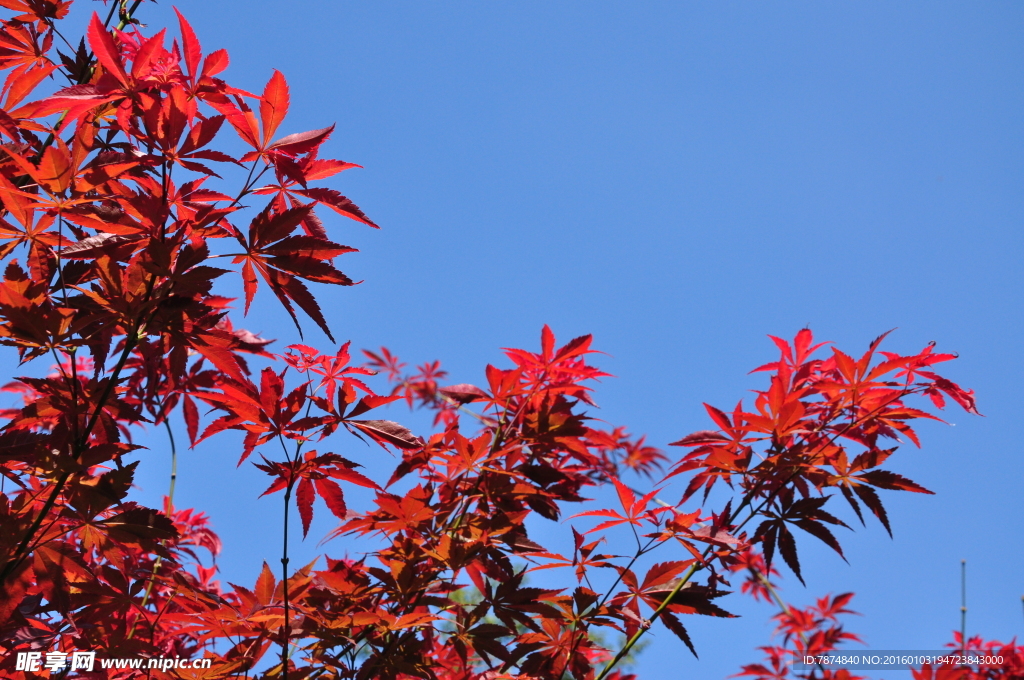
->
4, 2, 1023, 677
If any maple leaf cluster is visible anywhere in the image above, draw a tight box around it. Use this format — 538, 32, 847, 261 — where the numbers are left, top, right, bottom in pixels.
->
0, 2, 1004, 680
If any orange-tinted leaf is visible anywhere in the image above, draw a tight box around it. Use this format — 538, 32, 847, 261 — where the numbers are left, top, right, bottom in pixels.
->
255, 561, 276, 605
201, 48, 229, 77
260, 70, 289, 145
36, 144, 73, 193
87, 12, 128, 86
4, 62, 57, 109
174, 7, 202, 80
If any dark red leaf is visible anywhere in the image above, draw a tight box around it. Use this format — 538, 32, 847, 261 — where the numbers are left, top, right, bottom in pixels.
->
296, 477, 315, 538
314, 478, 347, 520
269, 125, 334, 156
348, 419, 422, 449
438, 383, 488, 404
661, 611, 698, 658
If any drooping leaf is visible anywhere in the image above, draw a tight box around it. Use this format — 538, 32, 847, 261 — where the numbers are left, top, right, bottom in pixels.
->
296, 476, 315, 538
661, 610, 698, 658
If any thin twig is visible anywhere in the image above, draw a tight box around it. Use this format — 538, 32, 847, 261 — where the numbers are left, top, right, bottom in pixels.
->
960, 559, 967, 654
